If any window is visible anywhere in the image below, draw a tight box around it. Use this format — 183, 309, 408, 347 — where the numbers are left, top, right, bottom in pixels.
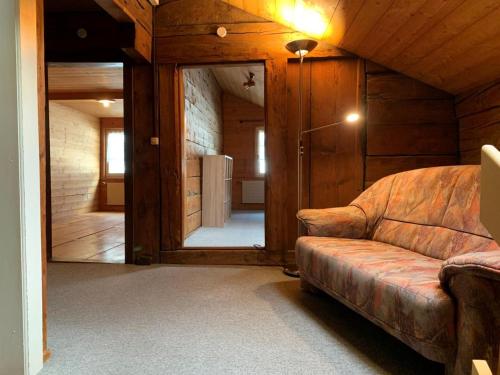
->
105, 129, 125, 176
256, 127, 265, 175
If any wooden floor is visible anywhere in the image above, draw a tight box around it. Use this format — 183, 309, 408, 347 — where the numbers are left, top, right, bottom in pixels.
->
51, 212, 125, 264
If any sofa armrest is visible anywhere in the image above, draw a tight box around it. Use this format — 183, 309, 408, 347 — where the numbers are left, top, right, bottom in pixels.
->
296, 205, 367, 238
439, 251, 500, 284
438, 251, 500, 375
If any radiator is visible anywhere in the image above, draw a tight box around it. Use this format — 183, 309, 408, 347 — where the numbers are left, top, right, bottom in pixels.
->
242, 180, 265, 204
106, 182, 125, 205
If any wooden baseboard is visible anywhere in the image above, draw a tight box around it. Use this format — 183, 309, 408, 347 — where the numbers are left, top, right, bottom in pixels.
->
99, 205, 125, 212
43, 349, 52, 362
159, 249, 295, 266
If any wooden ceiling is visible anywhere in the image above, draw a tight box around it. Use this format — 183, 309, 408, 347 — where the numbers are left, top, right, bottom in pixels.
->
53, 100, 124, 118
47, 63, 123, 98
210, 64, 265, 107
221, 0, 500, 94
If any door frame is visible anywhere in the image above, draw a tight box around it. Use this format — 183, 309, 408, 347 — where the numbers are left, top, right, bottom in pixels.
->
158, 58, 289, 265
44, 61, 132, 263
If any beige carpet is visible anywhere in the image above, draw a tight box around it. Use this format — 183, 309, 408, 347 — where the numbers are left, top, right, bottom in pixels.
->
184, 211, 265, 248
41, 263, 443, 374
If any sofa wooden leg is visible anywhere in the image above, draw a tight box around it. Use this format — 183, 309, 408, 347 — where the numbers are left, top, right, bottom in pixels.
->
300, 278, 321, 294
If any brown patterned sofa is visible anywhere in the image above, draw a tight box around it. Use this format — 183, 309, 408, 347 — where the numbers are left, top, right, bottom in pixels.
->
296, 166, 500, 375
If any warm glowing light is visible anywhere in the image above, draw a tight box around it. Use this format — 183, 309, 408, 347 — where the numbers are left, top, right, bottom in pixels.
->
345, 113, 360, 123
98, 99, 115, 108
295, 49, 309, 57
281, 1, 328, 38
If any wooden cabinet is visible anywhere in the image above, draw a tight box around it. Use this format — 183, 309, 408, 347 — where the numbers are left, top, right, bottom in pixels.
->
202, 155, 233, 227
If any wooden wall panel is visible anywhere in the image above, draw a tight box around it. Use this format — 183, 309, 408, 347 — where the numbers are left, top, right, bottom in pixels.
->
222, 93, 265, 211
286, 59, 363, 249
125, 63, 159, 263
309, 59, 364, 209
265, 58, 288, 256
456, 80, 500, 164
155, 0, 351, 65
159, 64, 183, 251
365, 62, 458, 187
49, 102, 100, 222
183, 68, 223, 238
365, 155, 459, 187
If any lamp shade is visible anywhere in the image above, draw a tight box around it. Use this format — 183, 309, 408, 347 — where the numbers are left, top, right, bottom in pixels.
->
285, 39, 318, 56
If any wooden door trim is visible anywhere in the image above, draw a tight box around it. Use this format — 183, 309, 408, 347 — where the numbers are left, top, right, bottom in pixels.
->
36, 0, 50, 360
159, 58, 291, 261
178, 68, 186, 244
159, 249, 295, 266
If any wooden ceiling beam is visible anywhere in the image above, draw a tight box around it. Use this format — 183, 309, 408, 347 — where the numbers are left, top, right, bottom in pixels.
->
94, 0, 153, 62
44, 12, 134, 62
154, 2, 352, 64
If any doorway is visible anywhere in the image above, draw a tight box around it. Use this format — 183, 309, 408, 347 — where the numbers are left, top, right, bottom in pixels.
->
47, 62, 126, 263
180, 64, 266, 248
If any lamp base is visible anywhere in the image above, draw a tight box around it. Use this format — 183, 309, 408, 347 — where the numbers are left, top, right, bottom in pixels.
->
283, 264, 300, 278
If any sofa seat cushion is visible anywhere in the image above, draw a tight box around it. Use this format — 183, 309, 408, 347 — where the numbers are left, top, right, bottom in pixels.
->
296, 236, 456, 363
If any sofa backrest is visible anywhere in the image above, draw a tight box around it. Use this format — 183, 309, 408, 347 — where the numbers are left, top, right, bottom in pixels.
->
351, 166, 499, 260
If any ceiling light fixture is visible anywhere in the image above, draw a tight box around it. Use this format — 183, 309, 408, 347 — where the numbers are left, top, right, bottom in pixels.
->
243, 72, 256, 90
97, 99, 115, 108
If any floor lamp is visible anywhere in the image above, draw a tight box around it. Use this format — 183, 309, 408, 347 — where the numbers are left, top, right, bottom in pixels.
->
283, 39, 361, 278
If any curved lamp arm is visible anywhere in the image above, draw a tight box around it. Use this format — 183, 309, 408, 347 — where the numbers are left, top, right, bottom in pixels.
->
301, 120, 346, 135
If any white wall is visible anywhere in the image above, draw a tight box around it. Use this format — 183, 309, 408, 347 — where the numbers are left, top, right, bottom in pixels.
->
0, 0, 44, 374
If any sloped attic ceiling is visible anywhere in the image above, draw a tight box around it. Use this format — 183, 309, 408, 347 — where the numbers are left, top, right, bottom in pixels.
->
211, 64, 265, 107
221, 0, 500, 95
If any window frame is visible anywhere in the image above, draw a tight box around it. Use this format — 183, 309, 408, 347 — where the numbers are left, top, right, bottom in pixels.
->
100, 123, 125, 181
255, 126, 266, 176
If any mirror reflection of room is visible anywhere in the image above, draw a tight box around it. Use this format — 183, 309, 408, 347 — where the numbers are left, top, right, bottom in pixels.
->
182, 64, 265, 248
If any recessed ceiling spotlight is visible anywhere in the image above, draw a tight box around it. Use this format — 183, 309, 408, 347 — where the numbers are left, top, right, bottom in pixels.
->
97, 99, 115, 108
